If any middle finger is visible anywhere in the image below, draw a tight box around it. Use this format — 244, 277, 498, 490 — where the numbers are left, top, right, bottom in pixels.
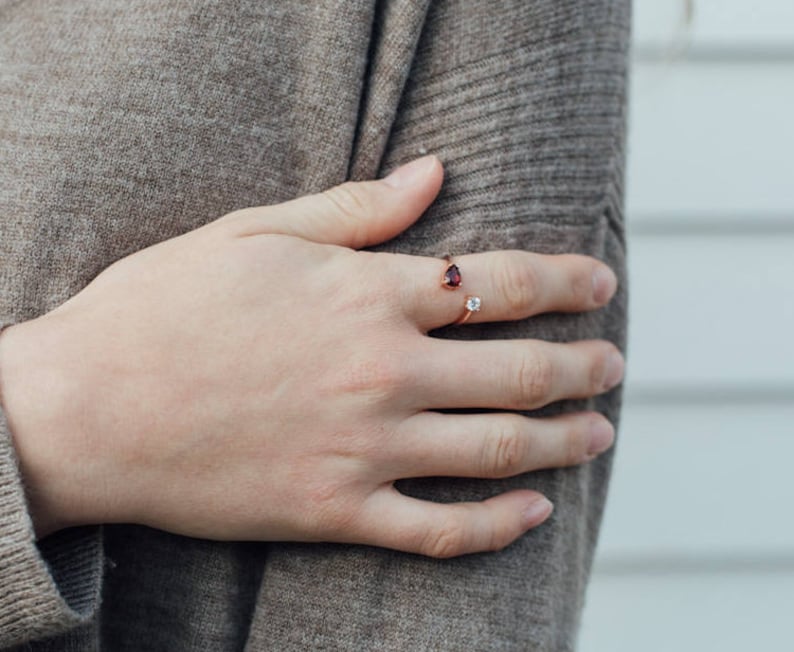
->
410, 337, 624, 411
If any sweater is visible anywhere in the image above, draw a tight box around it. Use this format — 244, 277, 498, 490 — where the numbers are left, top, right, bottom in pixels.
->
0, 1, 630, 649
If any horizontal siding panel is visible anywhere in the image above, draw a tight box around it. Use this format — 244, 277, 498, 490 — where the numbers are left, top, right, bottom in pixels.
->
579, 569, 794, 652
597, 402, 794, 558
583, 6, 794, 649
625, 233, 794, 387
634, 0, 794, 51
626, 62, 794, 221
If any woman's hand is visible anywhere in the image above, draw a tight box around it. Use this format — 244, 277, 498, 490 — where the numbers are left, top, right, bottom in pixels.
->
0, 155, 623, 558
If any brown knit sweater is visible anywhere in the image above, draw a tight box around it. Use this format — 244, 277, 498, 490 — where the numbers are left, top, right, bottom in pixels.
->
0, 1, 630, 649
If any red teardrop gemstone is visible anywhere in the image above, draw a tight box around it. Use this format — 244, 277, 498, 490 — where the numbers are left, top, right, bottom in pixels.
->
443, 263, 462, 289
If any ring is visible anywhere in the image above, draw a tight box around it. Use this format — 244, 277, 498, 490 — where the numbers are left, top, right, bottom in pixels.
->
454, 295, 482, 325
441, 255, 462, 290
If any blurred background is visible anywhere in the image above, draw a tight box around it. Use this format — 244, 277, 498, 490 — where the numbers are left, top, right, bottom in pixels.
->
579, 1, 794, 649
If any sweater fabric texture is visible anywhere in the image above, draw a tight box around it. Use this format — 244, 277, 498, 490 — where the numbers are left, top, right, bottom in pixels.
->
0, 1, 630, 649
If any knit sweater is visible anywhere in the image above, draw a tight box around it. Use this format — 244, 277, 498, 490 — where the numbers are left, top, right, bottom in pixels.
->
0, 1, 630, 650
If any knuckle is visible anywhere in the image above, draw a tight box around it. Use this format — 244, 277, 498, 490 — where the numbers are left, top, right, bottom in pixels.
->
563, 420, 589, 465
347, 253, 399, 311
485, 522, 513, 553
321, 183, 373, 248
498, 259, 538, 314
323, 182, 370, 221
421, 513, 468, 559
514, 354, 554, 405
211, 207, 254, 236
569, 264, 593, 306
336, 355, 410, 399
303, 479, 356, 533
481, 423, 527, 478
589, 350, 610, 393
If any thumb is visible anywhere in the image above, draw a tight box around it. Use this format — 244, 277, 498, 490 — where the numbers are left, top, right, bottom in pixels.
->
221, 155, 444, 248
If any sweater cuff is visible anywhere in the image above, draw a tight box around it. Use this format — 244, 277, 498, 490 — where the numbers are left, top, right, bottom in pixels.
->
0, 325, 103, 648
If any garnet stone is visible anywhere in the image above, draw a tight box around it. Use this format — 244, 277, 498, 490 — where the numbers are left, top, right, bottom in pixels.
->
443, 263, 462, 289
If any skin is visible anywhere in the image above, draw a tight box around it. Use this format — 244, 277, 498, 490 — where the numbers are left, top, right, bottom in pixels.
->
0, 155, 623, 558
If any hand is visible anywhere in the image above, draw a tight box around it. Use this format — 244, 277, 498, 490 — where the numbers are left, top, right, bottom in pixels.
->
0, 155, 623, 558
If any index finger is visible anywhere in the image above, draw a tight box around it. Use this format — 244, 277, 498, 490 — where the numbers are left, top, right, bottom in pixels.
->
386, 250, 617, 331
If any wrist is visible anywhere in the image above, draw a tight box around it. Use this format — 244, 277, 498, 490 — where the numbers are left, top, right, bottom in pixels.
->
0, 316, 91, 537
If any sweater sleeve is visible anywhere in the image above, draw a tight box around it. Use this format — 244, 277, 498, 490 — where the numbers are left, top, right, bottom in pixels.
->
0, 324, 103, 648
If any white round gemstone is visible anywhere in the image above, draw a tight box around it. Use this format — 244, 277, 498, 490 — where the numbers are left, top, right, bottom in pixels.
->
465, 296, 482, 312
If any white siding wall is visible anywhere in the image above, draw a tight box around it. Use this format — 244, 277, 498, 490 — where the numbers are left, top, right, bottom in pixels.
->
579, 1, 794, 649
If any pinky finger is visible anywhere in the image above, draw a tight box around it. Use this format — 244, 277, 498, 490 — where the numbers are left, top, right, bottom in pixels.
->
358, 486, 553, 558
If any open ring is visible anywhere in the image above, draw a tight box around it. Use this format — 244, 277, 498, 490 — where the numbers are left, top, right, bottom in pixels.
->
454, 295, 482, 325
441, 255, 462, 290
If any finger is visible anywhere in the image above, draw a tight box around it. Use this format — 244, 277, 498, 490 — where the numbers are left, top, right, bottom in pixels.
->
389, 250, 617, 331
357, 486, 553, 558
412, 338, 624, 410
390, 411, 614, 479
217, 155, 444, 248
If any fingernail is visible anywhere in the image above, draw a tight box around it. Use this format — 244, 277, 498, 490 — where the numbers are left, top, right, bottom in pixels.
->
603, 351, 625, 390
382, 155, 437, 189
588, 418, 615, 457
522, 497, 553, 529
592, 265, 617, 304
